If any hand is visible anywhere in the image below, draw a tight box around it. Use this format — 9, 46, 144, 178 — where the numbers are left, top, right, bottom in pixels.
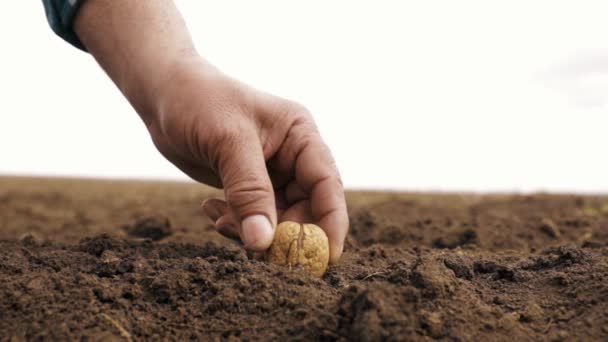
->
73, 0, 348, 263
148, 57, 349, 263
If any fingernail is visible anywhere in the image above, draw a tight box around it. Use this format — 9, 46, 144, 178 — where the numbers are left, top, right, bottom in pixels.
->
241, 215, 274, 251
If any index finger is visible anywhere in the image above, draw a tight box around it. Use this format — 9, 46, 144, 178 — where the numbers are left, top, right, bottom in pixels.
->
288, 123, 349, 264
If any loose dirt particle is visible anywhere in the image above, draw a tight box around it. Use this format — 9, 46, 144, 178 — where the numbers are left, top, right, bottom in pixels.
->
539, 218, 561, 239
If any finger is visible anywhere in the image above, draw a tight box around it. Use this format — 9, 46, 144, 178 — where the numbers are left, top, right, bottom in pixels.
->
281, 200, 314, 223
217, 128, 277, 252
202, 199, 241, 240
276, 207, 286, 222
216, 220, 241, 241
275, 189, 289, 210
313, 182, 349, 265
276, 121, 349, 263
268, 166, 293, 190
202, 198, 228, 222
285, 180, 307, 204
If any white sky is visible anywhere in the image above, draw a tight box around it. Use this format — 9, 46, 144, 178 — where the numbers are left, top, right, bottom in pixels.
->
1, 1, 607, 192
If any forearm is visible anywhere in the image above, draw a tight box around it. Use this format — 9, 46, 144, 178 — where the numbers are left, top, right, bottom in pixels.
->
74, 0, 199, 123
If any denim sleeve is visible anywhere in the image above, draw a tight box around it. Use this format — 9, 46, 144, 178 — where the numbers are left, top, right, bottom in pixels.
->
42, 0, 87, 51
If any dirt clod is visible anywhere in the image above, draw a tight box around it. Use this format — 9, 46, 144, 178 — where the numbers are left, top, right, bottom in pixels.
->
124, 215, 172, 241
420, 310, 445, 338
520, 303, 544, 323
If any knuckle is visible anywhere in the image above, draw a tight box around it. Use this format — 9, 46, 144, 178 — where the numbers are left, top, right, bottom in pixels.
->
225, 177, 273, 215
289, 119, 318, 151
284, 101, 313, 122
207, 121, 245, 164
212, 121, 242, 144
334, 173, 345, 189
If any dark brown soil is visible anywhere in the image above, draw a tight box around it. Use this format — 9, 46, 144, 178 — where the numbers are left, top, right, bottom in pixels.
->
1, 177, 607, 341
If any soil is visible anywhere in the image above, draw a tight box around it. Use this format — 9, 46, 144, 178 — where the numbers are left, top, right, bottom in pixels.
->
1, 176, 607, 341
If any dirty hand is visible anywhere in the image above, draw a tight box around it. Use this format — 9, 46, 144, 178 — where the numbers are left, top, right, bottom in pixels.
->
152, 59, 349, 263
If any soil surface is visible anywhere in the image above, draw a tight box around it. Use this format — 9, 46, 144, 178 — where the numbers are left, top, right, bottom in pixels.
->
1, 177, 607, 341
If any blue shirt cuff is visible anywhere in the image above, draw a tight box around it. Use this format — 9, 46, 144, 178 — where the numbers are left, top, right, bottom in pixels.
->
42, 0, 87, 51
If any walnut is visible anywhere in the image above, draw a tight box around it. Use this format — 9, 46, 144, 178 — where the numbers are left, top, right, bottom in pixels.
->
266, 221, 329, 277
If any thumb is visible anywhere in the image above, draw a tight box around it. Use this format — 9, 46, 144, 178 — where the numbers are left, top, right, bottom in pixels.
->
216, 131, 276, 251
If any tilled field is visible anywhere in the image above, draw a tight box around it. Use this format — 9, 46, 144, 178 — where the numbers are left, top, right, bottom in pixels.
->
0, 177, 607, 341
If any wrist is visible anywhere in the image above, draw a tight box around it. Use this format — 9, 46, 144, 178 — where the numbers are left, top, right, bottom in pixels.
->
149, 54, 238, 127
72, 0, 204, 124
126, 50, 204, 125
